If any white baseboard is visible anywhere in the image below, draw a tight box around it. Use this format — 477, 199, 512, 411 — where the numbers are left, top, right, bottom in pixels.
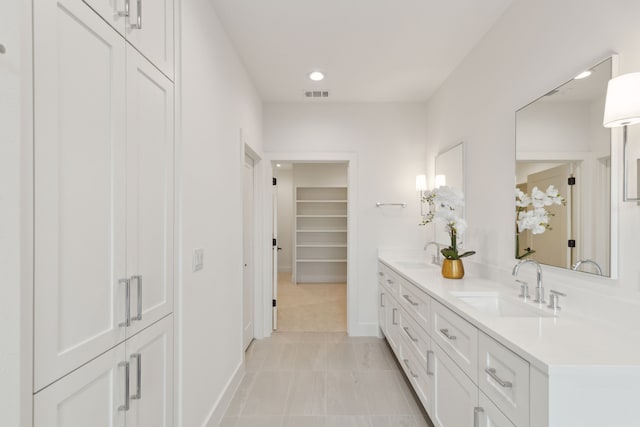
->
349, 322, 380, 337
203, 361, 244, 427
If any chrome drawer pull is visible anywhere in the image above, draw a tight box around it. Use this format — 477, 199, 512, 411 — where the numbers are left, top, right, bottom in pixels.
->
118, 0, 130, 17
426, 350, 434, 376
474, 407, 484, 427
131, 353, 142, 400
439, 328, 456, 340
119, 278, 131, 328
403, 359, 419, 378
402, 294, 419, 306
380, 292, 385, 308
378, 272, 384, 277
118, 361, 130, 411
131, 275, 142, 321
392, 308, 398, 325
403, 327, 418, 343
386, 279, 394, 285
485, 367, 513, 388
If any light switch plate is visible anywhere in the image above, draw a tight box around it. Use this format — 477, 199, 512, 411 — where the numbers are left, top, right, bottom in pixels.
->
193, 248, 204, 272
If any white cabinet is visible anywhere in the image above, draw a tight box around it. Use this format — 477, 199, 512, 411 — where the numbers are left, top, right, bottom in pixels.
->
378, 285, 387, 334
476, 392, 516, 427
34, 316, 173, 427
83, 0, 174, 79
432, 300, 478, 381
34, 0, 174, 397
295, 187, 348, 283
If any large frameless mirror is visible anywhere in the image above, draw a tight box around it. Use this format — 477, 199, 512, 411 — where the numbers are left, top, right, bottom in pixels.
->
515, 57, 613, 277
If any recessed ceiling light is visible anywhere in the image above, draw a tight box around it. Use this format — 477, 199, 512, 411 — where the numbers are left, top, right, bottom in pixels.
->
309, 71, 325, 81
575, 70, 592, 80
276, 163, 281, 168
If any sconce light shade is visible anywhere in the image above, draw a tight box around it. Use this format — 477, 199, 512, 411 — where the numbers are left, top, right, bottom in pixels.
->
434, 174, 446, 188
416, 174, 427, 191
603, 72, 640, 128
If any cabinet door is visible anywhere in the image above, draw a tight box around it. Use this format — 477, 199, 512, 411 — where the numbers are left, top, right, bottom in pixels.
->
125, 316, 174, 427
125, 47, 175, 337
82, 0, 127, 35
476, 392, 515, 427
384, 297, 400, 352
34, 0, 127, 391
378, 285, 387, 333
34, 343, 127, 427
126, 0, 174, 79
431, 343, 478, 427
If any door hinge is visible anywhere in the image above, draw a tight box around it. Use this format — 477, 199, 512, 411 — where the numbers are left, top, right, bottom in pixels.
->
568, 239, 576, 248
272, 177, 277, 185
272, 238, 277, 247
272, 299, 277, 307
568, 176, 576, 186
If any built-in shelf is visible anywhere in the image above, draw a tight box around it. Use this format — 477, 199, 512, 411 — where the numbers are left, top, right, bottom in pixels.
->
295, 186, 348, 283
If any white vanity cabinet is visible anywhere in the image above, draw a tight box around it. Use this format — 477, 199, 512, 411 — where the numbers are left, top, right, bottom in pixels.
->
34, 316, 173, 427
83, 0, 174, 79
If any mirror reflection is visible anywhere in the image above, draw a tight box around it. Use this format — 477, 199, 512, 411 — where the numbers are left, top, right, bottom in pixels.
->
515, 57, 612, 276
435, 142, 465, 246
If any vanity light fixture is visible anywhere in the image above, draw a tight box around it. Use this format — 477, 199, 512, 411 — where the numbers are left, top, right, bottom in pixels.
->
308, 71, 325, 81
603, 72, 640, 201
416, 174, 427, 216
574, 70, 592, 80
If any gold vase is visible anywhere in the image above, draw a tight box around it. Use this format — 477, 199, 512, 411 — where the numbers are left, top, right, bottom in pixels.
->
442, 259, 464, 279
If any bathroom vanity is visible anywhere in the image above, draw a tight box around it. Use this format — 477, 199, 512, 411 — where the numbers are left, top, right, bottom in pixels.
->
377, 254, 640, 427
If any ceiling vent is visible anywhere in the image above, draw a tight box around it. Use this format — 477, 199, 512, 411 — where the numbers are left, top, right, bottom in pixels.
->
304, 90, 330, 99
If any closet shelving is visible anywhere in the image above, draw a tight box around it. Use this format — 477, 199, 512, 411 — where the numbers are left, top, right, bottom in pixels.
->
294, 187, 348, 283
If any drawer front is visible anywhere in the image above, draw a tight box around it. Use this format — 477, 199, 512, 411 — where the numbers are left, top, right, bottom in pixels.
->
478, 391, 515, 427
399, 336, 433, 414
478, 332, 529, 427
400, 307, 429, 364
399, 280, 430, 328
384, 297, 401, 352
432, 300, 478, 382
383, 268, 401, 295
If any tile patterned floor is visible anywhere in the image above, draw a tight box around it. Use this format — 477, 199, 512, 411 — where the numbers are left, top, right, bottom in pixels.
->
220, 332, 433, 427
277, 274, 347, 332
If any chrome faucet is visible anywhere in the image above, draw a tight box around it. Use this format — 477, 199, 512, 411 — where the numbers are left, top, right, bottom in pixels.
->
572, 259, 603, 276
512, 259, 545, 304
424, 241, 443, 265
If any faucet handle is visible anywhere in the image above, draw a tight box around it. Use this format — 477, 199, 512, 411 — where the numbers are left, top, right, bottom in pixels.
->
515, 279, 530, 300
548, 289, 566, 310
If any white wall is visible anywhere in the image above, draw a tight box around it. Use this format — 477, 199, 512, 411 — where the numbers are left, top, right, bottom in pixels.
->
293, 163, 348, 187
0, 1, 32, 425
178, 0, 262, 425
264, 103, 429, 335
424, 0, 640, 294
276, 169, 293, 272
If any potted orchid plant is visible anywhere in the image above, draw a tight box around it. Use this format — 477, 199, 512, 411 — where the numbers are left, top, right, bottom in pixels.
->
420, 186, 475, 279
515, 185, 566, 259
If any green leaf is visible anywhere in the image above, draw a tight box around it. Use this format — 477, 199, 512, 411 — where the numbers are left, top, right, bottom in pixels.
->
458, 251, 476, 259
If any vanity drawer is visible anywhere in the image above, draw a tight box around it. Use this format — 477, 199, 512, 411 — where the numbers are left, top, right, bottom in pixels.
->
478, 391, 515, 427
400, 307, 429, 364
399, 336, 433, 413
399, 280, 430, 328
381, 266, 401, 295
432, 300, 478, 382
478, 332, 529, 427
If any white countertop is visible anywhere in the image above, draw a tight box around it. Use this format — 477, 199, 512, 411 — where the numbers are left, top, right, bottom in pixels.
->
378, 252, 640, 374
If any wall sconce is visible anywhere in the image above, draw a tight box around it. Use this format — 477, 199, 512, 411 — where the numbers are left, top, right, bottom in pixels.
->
434, 174, 446, 188
603, 72, 640, 201
416, 174, 427, 215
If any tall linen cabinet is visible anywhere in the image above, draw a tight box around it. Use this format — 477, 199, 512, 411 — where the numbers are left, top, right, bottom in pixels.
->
32, 0, 175, 425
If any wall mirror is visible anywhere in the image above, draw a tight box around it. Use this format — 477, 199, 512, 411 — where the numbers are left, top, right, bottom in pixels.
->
434, 142, 465, 246
515, 57, 614, 277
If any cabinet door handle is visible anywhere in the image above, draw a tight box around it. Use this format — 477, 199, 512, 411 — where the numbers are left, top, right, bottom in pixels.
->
118, 0, 130, 17
119, 278, 131, 328
380, 292, 385, 308
426, 350, 434, 376
402, 294, 419, 306
118, 361, 130, 411
474, 407, 484, 427
403, 359, 419, 379
403, 327, 418, 343
130, 353, 142, 400
485, 367, 513, 388
130, 0, 142, 29
392, 308, 398, 325
378, 271, 384, 277
439, 328, 456, 340
386, 278, 394, 285
131, 275, 142, 321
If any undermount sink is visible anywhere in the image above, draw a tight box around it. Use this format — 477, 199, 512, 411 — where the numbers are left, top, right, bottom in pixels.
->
394, 261, 436, 269
450, 291, 554, 318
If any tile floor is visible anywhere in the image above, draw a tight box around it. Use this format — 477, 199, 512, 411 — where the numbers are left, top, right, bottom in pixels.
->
220, 332, 433, 427
277, 274, 347, 332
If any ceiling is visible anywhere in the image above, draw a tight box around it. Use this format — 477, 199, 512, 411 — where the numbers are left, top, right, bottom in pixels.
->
210, 0, 515, 103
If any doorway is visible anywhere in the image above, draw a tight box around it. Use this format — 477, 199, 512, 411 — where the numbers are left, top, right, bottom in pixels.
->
273, 162, 349, 332
242, 154, 255, 350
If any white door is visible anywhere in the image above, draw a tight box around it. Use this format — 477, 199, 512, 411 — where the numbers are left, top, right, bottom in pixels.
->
243, 155, 255, 349
125, 0, 174, 79
82, 0, 127, 35
431, 343, 478, 427
34, 342, 127, 427
33, 0, 127, 391
126, 46, 175, 338
125, 316, 174, 427
272, 170, 279, 330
